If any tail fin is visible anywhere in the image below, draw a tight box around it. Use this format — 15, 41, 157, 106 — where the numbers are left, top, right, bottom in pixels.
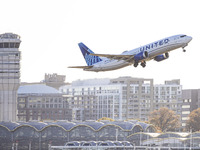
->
78, 42, 102, 66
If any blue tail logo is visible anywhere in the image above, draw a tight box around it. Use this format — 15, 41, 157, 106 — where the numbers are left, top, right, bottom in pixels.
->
78, 42, 102, 66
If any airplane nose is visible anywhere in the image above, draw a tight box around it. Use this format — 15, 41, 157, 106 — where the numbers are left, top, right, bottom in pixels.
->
187, 36, 192, 42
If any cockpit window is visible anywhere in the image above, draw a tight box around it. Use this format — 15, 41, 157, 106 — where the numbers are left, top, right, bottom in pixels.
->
122, 50, 128, 53
180, 35, 186, 38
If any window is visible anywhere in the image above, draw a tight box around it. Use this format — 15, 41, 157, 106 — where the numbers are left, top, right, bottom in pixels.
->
10, 43, 15, 48
182, 111, 190, 114
15, 43, 20, 48
182, 105, 190, 108
19, 98, 25, 102
122, 86, 127, 90
182, 117, 189, 120
18, 104, 25, 108
182, 123, 186, 126
180, 35, 186, 38
4, 43, 9, 48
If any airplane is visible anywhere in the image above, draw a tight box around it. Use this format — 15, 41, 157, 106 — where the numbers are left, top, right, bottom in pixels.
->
68, 34, 192, 72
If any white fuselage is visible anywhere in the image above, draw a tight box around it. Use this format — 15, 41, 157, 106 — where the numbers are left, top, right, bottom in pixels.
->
84, 35, 192, 72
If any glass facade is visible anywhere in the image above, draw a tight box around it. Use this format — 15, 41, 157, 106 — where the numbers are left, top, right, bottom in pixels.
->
0, 120, 155, 150
129, 132, 200, 147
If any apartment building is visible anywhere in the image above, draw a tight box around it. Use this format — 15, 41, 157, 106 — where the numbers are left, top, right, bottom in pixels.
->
60, 77, 153, 121
153, 79, 182, 115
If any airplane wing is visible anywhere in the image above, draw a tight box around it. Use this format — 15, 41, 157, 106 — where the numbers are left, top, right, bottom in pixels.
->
90, 53, 134, 61
68, 66, 93, 69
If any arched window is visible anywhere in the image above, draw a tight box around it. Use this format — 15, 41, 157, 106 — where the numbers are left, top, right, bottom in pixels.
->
13, 126, 39, 150
0, 126, 12, 149
69, 125, 95, 141
41, 126, 68, 149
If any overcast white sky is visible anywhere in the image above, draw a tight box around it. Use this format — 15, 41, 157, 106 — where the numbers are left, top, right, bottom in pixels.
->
1, 0, 200, 89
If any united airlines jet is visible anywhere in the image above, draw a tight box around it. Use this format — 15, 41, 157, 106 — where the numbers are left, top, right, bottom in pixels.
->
68, 34, 192, 72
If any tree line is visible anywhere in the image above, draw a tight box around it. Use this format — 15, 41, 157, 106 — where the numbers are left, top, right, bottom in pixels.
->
148, 107, 200, 132
98, 107, 200, 133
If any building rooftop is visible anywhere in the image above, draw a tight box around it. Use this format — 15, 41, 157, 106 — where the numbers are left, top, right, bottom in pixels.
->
0, 120, 155, 132
18, 84, 61, 94
71, 78, 111, 86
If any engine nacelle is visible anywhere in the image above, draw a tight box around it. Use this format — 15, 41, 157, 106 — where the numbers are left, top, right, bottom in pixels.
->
134, 51, 148, 61
154, 53, 169, 62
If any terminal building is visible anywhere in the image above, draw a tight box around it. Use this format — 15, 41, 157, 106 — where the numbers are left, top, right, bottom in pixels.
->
0, 33, 21, 122
0, 120, 156, 149
1, 120, 200, 150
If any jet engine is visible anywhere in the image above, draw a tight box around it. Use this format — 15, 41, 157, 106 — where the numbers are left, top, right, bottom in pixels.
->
134, 51, 148, 61
154, 53, 169, 62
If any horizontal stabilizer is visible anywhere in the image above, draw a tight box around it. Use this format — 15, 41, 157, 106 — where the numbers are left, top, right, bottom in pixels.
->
68, 66, 93, 69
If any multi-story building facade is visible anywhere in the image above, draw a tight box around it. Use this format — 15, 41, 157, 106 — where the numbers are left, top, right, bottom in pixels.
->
181, 89, 200, 127
0, 33, 21, 122
60, 77, 154, 121
17, 84, 72, 121
60, 78, 123, 120
110, 77, 154, 121
153, 79, 182, 115
60, 77, 184, 122
17, 75, 189, 127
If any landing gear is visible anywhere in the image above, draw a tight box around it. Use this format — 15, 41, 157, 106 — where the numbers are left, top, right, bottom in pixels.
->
133, 62, 138, 67
183, 45, 187, 52
133, 61, 146, 68
141, 61, 146, 68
